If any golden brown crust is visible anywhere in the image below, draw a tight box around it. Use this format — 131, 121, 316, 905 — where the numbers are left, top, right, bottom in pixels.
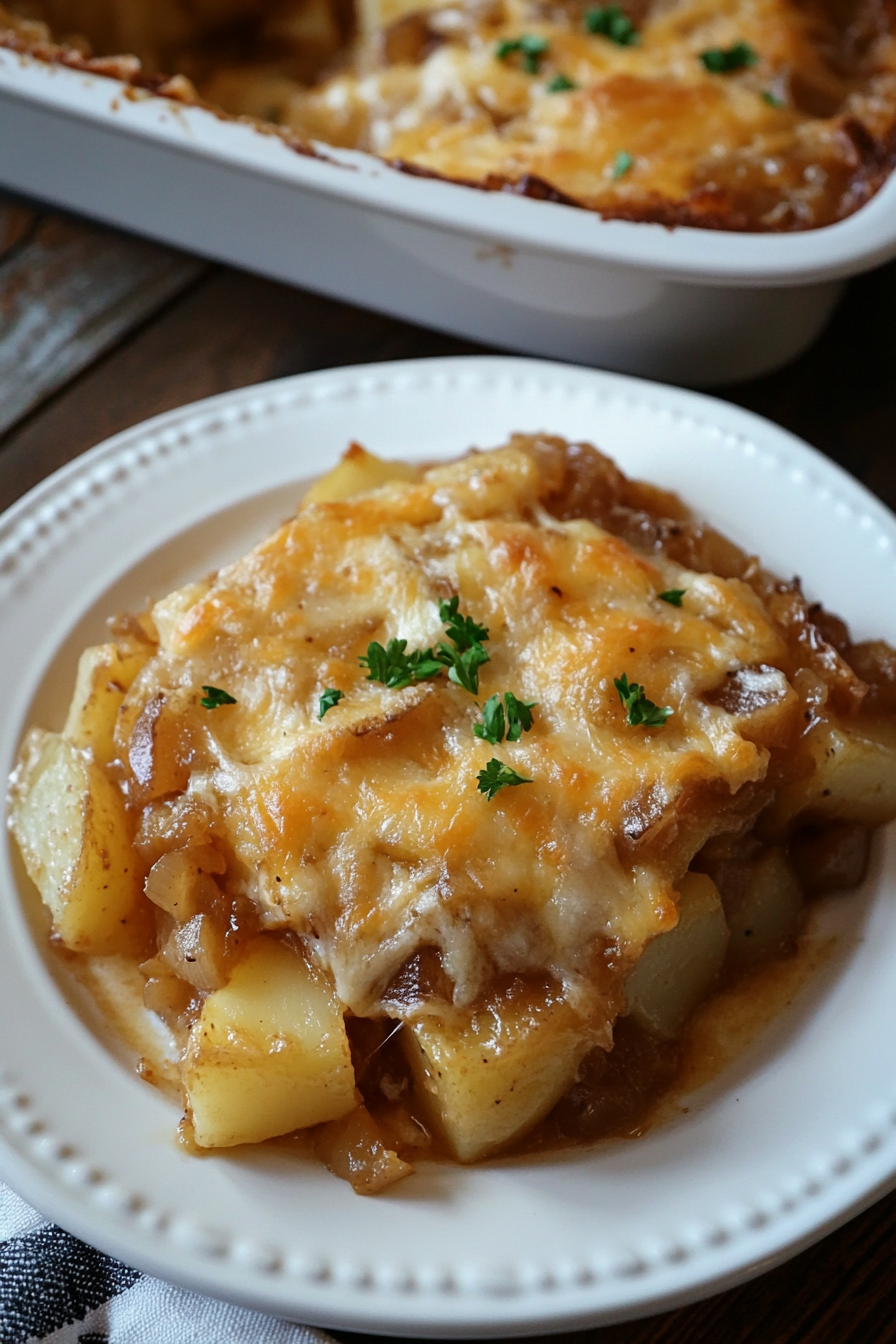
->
7, 0, 896, 231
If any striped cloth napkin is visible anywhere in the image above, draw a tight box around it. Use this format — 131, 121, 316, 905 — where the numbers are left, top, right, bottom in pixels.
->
1, 1182, 335, 1344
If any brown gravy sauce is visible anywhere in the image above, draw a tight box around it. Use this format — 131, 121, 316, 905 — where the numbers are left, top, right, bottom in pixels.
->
73, 909, 839, 1175
516, 924, 838, 1161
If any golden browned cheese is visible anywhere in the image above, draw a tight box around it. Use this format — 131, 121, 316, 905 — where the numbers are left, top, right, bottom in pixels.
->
286, 0, 896, 229
6, 0, 896, 229
111, 437, 826, 1050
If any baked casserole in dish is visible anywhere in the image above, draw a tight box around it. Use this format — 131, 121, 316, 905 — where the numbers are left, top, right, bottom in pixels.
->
5, 0, 896, 230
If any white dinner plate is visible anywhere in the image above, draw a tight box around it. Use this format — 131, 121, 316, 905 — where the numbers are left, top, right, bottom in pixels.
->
1, 356, 895, 1337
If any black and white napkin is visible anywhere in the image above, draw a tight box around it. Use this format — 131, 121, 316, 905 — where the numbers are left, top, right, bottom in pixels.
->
1, 1182, 336, 1344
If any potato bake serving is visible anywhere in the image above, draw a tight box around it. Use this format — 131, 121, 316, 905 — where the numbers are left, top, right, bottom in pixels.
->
4, 0, 896, 229
8, 436, 896, 1194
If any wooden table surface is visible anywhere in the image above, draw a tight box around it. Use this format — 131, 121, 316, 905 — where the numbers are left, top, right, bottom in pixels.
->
2, 190, 896, 1344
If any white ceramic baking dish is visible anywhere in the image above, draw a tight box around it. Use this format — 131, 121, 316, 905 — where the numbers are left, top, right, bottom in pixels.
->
2, 43, 896, 384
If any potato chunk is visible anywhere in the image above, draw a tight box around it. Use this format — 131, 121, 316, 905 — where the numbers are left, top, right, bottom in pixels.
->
8, 729, 144, 954
183, 938, 356, 1148
725, 847, 803, 970
774, 715, 896, 830
63, 642, 152, 766
625, 872, 729, 1039
402, 978, 592, 1163
302, 444, 417, 504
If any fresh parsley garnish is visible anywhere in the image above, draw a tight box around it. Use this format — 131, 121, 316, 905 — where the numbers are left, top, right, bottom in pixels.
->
762, 89, 784, 107
495, 33, 549, 73
438, 641, 490, 695
476, 758, 533, 800
319, 688, 345, 718
547, 72, 577, 92
612, 150, 634, 179
433, 596, 491, 693
505, 691, 537, 742
474, 694, 506, 745
201, 685, 237, 709
658, 588, 685, 606
474, 692, 538, 745
439, 596, 489, 652
584, 6, 638, 45
700, 42, 758, 73
360, 639, 444, 690
614, 673, 672, 727
359, 598, 490, 694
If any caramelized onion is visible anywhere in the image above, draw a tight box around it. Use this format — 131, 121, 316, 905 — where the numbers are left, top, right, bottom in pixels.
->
143, 970, 198, 1029
314, 1105, 413, 1195
161, 912, 230, 992
145, 845, 227, 921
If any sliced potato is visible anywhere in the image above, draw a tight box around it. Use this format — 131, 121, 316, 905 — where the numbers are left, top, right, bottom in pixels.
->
773, 714, 896, 830
63, 642, 152, 765
8, 728, 145, 954
625, 872, 729, 1039
183, 937, 356, 1148
402, 978, 592, 1163
302, 443, 417, 504
725, 847, 803, 970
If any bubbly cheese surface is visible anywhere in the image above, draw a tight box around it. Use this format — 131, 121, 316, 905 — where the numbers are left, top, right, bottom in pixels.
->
6, 0, 896, 230
120, 439, 800, 1040
285, 0, 896, 228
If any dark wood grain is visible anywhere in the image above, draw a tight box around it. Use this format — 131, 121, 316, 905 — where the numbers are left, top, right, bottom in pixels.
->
0, 263, 482, 515
0, 198, 35, 261
0, 202, 206, 438
0, 201, 895, 1344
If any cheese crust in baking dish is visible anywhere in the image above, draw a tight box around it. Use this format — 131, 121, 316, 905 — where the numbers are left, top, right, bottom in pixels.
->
4, 0, 896, 230
8, 436, 896, 1192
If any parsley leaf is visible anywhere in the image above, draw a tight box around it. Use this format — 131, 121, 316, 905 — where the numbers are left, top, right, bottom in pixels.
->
201, 685, 237, 709
360, 638, 443, 689
477, 758, 533, 800
614, 672, 672, 727
439, 596, 489, 652
762, 89, 785, 107
700, 42, 758, 73
496, 33, 549, 73
319, 688, 345, 718
473, 692, 538, 745
547, 72, 577, 92
505, 692, 538, 742
438, 641, 490, 695
584, 6, 638, 45
474, 694, 506, 744
359, 598, 489, 694
658, 588, 685, 606
407, 647, 446, 680
612, 150, 634, 179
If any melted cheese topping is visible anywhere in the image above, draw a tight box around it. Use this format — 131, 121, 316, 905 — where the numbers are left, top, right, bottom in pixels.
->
284, 0, 896, 229
7, 0, 896, 229
121, 441, 799, 1039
